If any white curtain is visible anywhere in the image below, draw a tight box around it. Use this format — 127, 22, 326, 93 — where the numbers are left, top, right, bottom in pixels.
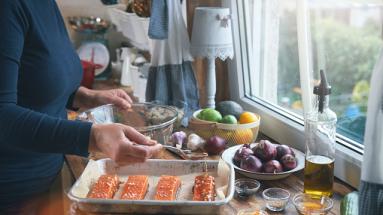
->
361, 50, 383, 184
359, 49, 383, 214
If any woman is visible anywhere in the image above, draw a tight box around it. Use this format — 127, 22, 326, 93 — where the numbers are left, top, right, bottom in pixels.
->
0, 0, 162, 213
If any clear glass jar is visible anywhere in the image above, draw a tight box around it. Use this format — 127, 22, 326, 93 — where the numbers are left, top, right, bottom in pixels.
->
304, 94, 337, 197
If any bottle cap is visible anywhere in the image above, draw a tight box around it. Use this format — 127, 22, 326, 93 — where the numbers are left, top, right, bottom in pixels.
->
313, 70, 331, 96
313, 70, 331, 112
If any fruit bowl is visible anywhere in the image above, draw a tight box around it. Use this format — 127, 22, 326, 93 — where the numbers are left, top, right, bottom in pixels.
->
221, 144, 305, 180
189, 109, 260, 146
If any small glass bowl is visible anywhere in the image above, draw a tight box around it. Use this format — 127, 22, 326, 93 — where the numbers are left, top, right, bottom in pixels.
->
292, 193, 333, 215
235, 178, 261, 199
237, 209, 269, 215
262, 188, 290, 212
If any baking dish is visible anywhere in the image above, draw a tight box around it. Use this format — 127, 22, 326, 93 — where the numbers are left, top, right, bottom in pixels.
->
68, 159, 235, 214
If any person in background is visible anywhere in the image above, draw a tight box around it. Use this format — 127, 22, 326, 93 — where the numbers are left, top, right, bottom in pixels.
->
0, 0, 162, 214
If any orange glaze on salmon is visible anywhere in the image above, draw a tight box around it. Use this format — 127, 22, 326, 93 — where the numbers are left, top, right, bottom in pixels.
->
154, 175, 181, 201
87, 174, 119, 199
193, 175, 215, 201
120, 175, 149, 200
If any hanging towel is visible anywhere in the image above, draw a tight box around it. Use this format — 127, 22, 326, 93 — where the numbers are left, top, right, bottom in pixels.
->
148, 0, 168, 39
146, 0, 199, 126
146, 62, 199, 125
359, 50, 383, 214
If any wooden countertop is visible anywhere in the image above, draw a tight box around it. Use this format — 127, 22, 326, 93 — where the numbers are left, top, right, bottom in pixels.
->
65, 79, 355, 214
65, 149, 354, 215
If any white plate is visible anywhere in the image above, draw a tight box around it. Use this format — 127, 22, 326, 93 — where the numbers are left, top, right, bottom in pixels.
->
221, 144, 305, 180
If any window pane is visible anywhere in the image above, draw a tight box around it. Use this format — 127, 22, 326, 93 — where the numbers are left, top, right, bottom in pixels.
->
310, 1, 383, 143
244, 0, 383, 145
246, 1, 303, 115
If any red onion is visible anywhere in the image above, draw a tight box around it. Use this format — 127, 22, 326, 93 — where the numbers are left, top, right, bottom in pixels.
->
240, 155, 263, 172
205, 136, 227, 155
233, 144, 254, 165
276, 144, 295, 160
263, 160, 283, 173
253, 140, 277, 162
280, 154, 297, 171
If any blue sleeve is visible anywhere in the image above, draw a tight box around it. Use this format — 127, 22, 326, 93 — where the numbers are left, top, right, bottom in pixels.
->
66, 90, 80, 111
0, 0, 91, 156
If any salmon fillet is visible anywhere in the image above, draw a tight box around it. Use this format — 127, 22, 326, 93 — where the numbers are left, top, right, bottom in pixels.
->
120, 175, 149, 200
193, 175, 215, 201
87, 174, 119, 199
154, 175, 181, 201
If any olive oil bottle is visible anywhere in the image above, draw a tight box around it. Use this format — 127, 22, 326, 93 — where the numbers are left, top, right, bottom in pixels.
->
304, 155, 334, 196
304, 70, 337, 197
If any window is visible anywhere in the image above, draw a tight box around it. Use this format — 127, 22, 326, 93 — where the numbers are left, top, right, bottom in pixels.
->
238, 0, 383, 147
227, 0, 383, 187
310, 1, 382, 145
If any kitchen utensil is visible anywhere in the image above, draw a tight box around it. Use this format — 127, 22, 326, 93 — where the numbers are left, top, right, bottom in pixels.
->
77, 42, 110, 77
163, 145, 208, 160
77, 103, 177, 144
68, 159, 235, 214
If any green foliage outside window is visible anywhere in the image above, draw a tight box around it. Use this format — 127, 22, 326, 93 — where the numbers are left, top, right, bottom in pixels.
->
278, 10, 382, 143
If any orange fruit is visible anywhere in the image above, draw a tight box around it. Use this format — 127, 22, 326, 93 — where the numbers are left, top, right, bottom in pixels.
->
239, 112, 258, 124
233, 129, 254, 144
218, 130, 234, 141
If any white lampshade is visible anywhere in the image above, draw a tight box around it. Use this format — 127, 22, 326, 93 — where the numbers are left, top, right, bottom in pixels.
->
190, 7, 234, 60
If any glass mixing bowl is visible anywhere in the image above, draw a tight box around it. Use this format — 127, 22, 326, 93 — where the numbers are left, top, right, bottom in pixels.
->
77, 103, 178, 144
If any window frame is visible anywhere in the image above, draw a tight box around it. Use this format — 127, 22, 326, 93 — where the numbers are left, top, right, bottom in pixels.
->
225, 0, 364, 188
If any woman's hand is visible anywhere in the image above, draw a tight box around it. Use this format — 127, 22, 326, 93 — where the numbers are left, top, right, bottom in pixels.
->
89, 123, 163, 165
72, 87, 133, 110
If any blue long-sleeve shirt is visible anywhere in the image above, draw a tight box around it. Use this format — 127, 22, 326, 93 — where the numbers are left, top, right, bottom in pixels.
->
0, 0, 92, 208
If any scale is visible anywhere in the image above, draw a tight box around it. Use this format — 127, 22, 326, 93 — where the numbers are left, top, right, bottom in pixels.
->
77, 42, 110, 77
68, 16, 112, 80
